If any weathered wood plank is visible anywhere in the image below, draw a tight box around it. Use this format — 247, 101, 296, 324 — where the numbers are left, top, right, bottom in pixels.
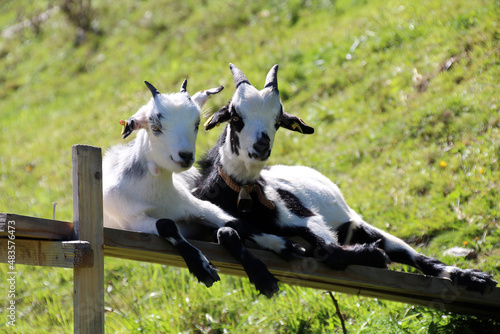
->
0, 213, 73, 240
0, 239, 93, 268
72, 145, 105, 334
103, 227, 500, 318
1, 212, 499, 317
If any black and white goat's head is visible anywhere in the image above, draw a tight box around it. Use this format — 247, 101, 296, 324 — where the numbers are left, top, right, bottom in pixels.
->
121, 80, 223, 173
205, 64, 314, 181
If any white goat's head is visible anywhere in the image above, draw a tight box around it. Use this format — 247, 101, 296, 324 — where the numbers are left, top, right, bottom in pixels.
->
205, 64, 314, 180
122, 80, 223, 173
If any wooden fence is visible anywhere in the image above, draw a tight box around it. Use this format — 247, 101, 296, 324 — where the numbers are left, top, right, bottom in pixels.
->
1, 145, 499, 333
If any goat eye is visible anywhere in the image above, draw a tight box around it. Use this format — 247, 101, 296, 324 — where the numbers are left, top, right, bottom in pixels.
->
195, 122, 200, 131
151, 126, 161, 133
230, 112, 244, 132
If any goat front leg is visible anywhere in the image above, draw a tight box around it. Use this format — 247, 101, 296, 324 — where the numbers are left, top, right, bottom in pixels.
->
338, 220, 497, 293
132, 216, 220, 287
175, 200, 279, 295
216, 226, 279, 298
155, 219, 220, 287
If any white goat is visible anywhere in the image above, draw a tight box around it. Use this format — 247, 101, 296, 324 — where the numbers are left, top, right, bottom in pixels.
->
192, 64, 497, 294
103, 80, 235, 286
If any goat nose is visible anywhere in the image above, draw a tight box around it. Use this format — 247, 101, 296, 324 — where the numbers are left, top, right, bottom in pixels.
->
253, 133, 271, 154
178, 151, 194, 164
253, 141, 269, 154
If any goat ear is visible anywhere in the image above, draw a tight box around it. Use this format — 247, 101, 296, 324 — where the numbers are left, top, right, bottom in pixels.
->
121, 117, 146, 139
120, 108, 149, 139
191, 86, 224, 108
279, 111, 314, 134
120, 118, 136, 139
204, 105, 231, 131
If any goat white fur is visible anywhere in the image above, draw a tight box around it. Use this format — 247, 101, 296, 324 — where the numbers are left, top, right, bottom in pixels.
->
103, 80, 235, 286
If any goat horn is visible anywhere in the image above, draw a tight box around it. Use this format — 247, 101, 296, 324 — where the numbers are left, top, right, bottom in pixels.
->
264, 64, 279, 91
144, 81, 160, 98
180, 79, 188, 93
229, 63, 251, 88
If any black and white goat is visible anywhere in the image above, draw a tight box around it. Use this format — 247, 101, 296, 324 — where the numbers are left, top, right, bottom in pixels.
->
192, 64, 497, 294
103, 80, 276, 289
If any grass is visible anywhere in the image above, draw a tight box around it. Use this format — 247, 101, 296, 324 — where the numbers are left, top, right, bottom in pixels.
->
1, 0, 499, 332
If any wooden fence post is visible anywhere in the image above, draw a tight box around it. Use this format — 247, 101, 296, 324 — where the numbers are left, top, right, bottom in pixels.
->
72, 145, 105, 334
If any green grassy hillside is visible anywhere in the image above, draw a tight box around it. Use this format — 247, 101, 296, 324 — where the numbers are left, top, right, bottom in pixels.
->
1, 0, 499, 332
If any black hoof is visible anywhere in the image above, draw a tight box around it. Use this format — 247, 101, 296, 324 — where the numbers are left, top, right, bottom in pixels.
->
189, 257, 221, 288
244, 254, 279, 297
249, 267, 279, 298
279, 239, 306, 261
449, 268, 498, 294
364, 243, 391, 268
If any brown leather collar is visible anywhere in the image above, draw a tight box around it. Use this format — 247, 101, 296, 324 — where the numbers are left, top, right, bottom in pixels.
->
218, 166, 275, 212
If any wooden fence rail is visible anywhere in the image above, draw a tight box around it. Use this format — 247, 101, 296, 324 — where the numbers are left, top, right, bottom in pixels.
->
1, 145, 499, 333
